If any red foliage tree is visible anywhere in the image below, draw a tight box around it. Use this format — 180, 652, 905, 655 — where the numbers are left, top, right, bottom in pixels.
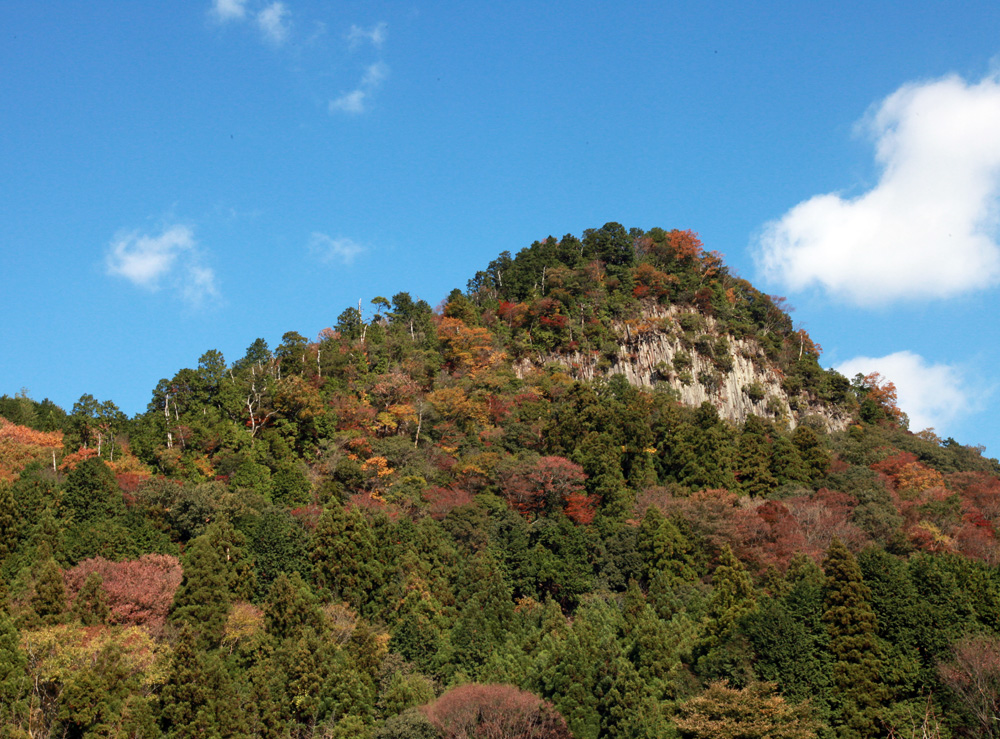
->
423, 683, 572, 739
497, 456, 593, 520
731, 500, 810, 572
423, 485, 475, 520
651, 487, 742, 556
667, 229, 704, 261
783, 488, 867, 555
63, 554, 182, 633
939, 635, 1000, 739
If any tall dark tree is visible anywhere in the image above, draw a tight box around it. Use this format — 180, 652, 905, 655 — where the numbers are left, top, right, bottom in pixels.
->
0, 483, 18, 563
61, 456, 124, 523
159, 626, 247, 738
71, 571, 110, 626
169, 534, 230, 648
0, 608, 30, 732
735, 416, 776, 497
31, 546, 67, 624
822, 538, 884, 739
263, 571, 324, 643
449, 548, 515, 680
311, 505, 383, 614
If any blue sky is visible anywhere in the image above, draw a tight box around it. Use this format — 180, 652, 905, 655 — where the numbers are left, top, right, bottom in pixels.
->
3, 1, 1000, 455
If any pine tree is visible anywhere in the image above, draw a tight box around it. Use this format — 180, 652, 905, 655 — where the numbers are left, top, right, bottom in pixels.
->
705, 544, 757, 638
263, 571, 325, 643
169, 534, 230, 648
636, 506, 696, 588
204, 519, 257, 601
0, 483, 18, 563
390, 567, 448, 673
159, 625, 247, 738
822, 538, 884, 739
448, 548, 515, 679
54, 641, 137, 738
792, 426, 830, 483
735, 416, 777, 497
117, 695, 162, 739
856, 546, 921, 697
770, 434, 810, 488
31, 547, 67, 624
71, 571, 110, 626
311, 505, 383, 614
0, 608, 30, 733
61, 456, 123, 523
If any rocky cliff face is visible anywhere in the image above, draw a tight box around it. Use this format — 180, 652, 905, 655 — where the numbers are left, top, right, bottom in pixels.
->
514, 304, 852, 432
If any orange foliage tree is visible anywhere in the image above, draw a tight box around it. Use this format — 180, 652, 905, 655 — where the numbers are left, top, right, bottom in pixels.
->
438, 317, 506, 377
0, 417, 62, 481
857, 372, 908, 427
423, 683, 572, 739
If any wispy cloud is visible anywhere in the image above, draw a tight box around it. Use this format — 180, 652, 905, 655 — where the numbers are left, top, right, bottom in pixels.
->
211, 0, 248, 22
330, 61, 389, 115
106, 225, 219, 307
347, 22, 387, 49
257, 2, 290, 45
308, 232, 365, 264
330, 90, 367, 115
756, 71, 1000, 305
835, 350, 972, 433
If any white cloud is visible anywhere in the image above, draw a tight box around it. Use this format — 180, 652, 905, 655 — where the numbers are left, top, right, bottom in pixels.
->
835, 350, 970, 433
180, 265, 221, 308
347, 22, 387, 49
362, 61, 388, 87
257, 2, 290, 45
106, 225, 193, 288
308, 232, 364, 264
330, 62, 389, 115
757, 72, 1000, 305
106, 225, 219, 306
330, 90, 367, 114
211, 0, 247, 22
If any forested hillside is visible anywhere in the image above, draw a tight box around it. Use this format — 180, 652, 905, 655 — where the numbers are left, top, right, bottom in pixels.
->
1, 224, 999, 738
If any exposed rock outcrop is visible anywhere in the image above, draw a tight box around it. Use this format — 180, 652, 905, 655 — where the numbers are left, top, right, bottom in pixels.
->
514, 304, 852, 432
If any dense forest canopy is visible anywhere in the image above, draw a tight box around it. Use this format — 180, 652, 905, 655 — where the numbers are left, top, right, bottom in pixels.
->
1, 224, 998, 739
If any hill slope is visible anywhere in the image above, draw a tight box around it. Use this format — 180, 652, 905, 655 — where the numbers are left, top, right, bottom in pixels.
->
1, 223, 998, 739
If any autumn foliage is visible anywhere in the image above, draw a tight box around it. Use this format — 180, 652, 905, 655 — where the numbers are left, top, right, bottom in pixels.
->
422, 683, 572, 739
63, 554, 183, 633
0, 416, 62, 481
498, 456, 597, 523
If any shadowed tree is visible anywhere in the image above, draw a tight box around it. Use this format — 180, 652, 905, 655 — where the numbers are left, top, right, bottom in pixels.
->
822, 538, 884, 739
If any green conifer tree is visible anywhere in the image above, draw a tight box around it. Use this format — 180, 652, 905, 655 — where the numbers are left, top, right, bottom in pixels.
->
263, 571, 325, 643
169, 534, 230, 648
792, 426, 830, 483
311, 505, 383, 614
448, 548, 515, 679
71, 571, 110, 626
54, 641, 137, 738
159, 625, 247, 738
636, 506, 696, 588
117, 695, 162, 739
704, 544, 756, 639
61, 456, 123, 523
390, 568, 448, 673
822, 538, 885, 739
0, 483, 18, 563
735, 416, 777, 497
770, 434, 810, 488
31, 548, 67, 625
204, 519, 257, 601
0, 608, 30, 733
